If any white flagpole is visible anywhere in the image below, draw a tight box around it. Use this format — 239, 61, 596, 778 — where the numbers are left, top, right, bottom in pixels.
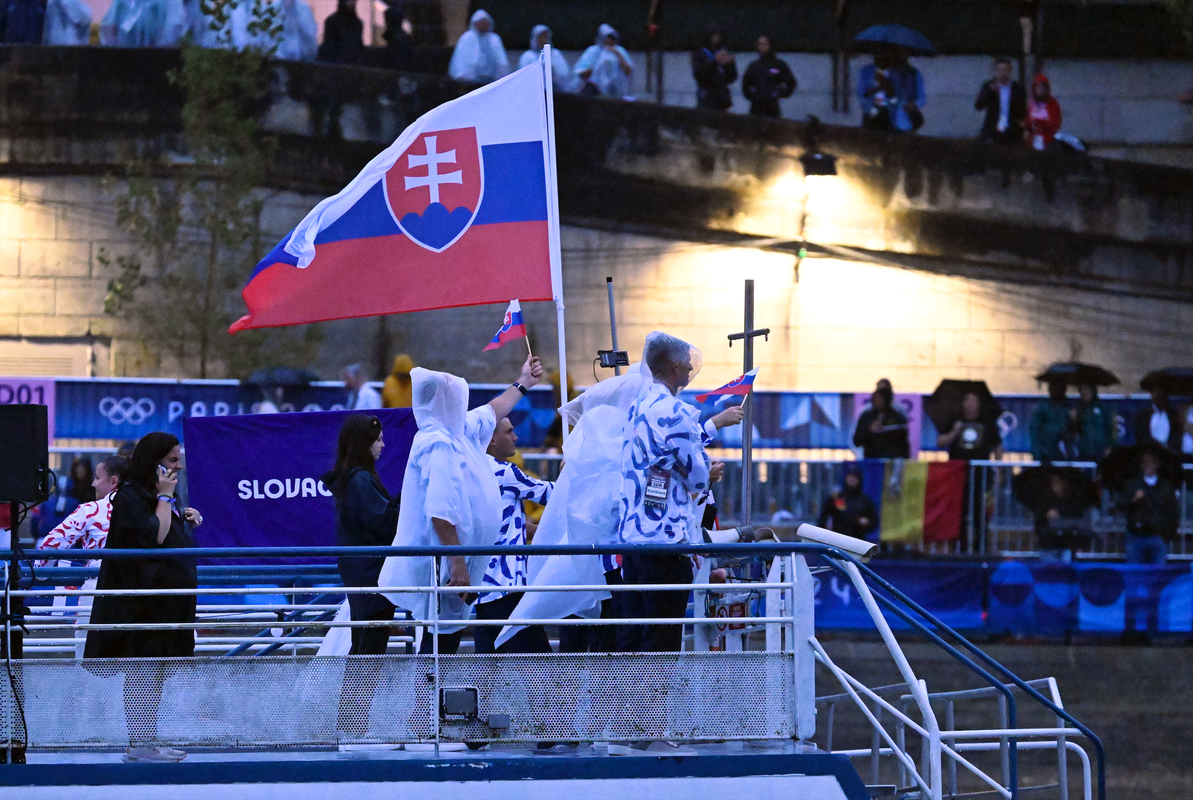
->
541, 45, 569, 441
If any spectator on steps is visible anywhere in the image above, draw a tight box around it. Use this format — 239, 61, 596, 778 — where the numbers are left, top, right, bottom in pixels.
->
1120, 449, 1178, 565
448, 9, 509, 84
741, 35, 796, 118
382, 354, 416, 408
691, 26, 737, 111
575, 23, 632, 98
974, 57, 1026, 145
100, 0, 187, 46
317, 0, 363, 65
1025, 74, 1062, 151
817, 463, 878, 541
852, 380, 910, 460
1074, 383, 1116, 461
382, 0, 412, 71
342, 363, 382, 410
1133, 386, 1183, 454
1029, 380, 1073, 462
519, 24, 572, 91
858, 44, 925, 132
42, 0, 90, 45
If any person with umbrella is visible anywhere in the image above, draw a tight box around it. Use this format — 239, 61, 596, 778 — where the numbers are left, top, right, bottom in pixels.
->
1134, 381, 1184, 455
854, 26, 931, 133
1074, 382, 1117, 461
1029, 380, 1073, 463
937, 390, 1003, 462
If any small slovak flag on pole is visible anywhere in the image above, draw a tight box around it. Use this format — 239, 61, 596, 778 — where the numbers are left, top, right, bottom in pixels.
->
483, 299, 529, 352
695, 368, 760, 403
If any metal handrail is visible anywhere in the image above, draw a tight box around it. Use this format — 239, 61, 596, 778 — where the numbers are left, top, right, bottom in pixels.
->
2, 540, 1103, 798
840, 557, 1107, 800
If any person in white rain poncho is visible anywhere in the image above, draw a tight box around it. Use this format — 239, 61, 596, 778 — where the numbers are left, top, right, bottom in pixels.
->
448, 9, 509, 84
100, 0, 187, 46
518, 24, 572, 91
496, 350, 742, 652
378, 355, 543, 654
267, 0, 317, 61
183, 0, 252, 49
574, 23, 632, 98
42, 0, 91, 45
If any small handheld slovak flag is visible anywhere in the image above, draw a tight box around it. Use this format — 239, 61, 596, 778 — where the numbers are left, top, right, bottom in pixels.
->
483, 299, 529, 352
695, 368, 759, 403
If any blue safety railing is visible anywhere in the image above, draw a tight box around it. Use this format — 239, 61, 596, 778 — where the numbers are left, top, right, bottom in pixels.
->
4, 542, 1104, 798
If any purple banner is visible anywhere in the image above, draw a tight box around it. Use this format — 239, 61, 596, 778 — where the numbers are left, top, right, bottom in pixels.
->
183, 408, 417, 555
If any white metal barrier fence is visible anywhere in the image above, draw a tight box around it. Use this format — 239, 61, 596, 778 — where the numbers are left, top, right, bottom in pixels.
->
0, 543, 1103, 800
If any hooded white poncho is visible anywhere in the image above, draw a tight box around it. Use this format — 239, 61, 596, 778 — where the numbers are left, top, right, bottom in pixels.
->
43, 0, 91, 45
517, 24, 572, 91
448, 9, 510, 84
100, 0, 187, 46
573, 23, 632, 98
378, 368, 500, 633
495, 363, 653, 647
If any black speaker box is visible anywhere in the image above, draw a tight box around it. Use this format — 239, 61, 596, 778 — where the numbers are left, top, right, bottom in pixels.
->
0, 404, 49, 502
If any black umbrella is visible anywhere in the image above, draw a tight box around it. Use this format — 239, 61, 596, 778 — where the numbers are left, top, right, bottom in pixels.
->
245, 367, 321, 387
1011, 466, 1098, 512
1140, 367, 1193, 397
924, 379, 1002, 433
853, 24, 935, 56
1033, 362, 1119, 388
1099, 444, 1184, 493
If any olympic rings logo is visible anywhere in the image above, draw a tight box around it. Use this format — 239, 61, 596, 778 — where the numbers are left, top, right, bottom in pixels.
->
98, 397, 156, 425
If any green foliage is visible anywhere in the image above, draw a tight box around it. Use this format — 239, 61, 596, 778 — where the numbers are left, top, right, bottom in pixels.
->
105, 26, 322, 379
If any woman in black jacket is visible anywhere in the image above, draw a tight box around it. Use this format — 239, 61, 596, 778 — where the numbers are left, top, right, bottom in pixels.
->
322, 414, 401, 655
84, 431, 200, 763
322, 414, 401, 742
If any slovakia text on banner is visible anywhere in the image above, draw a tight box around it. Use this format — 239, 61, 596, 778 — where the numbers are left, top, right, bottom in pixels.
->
230, 63, 555, 332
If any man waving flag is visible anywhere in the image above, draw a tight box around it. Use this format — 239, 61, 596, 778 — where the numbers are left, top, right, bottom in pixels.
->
229, 62, 560, 333
483, 299, 529, 352
695, 368, 759, 403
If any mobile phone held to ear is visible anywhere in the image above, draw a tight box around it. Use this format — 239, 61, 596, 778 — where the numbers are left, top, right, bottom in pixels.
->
157, 465, 169, 479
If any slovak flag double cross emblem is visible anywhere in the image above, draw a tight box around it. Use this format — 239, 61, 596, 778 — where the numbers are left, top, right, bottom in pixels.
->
385, 127, 484, 253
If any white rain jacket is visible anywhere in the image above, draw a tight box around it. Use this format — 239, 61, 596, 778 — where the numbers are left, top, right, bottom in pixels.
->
495, 363, 653, 647
42, 0, 91, 45
573, 23, 632, 98
378, 368, 500, 633
448, 9, 510, 83
517, 24, 572, 91
100, 0, 187, 46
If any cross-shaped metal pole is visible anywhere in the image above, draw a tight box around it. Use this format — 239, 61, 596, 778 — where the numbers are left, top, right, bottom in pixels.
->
728, 279, 769, 526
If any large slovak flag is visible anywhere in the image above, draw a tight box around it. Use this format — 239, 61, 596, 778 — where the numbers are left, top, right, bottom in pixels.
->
229, 62, 557, 332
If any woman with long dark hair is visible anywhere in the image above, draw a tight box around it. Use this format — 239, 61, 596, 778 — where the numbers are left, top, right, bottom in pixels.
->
321, 414, 400, 742
84, 431, 201, 763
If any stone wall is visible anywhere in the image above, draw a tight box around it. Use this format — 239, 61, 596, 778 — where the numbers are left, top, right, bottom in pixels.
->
1, 172, 1190, 393
558, 227, 1193, 395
